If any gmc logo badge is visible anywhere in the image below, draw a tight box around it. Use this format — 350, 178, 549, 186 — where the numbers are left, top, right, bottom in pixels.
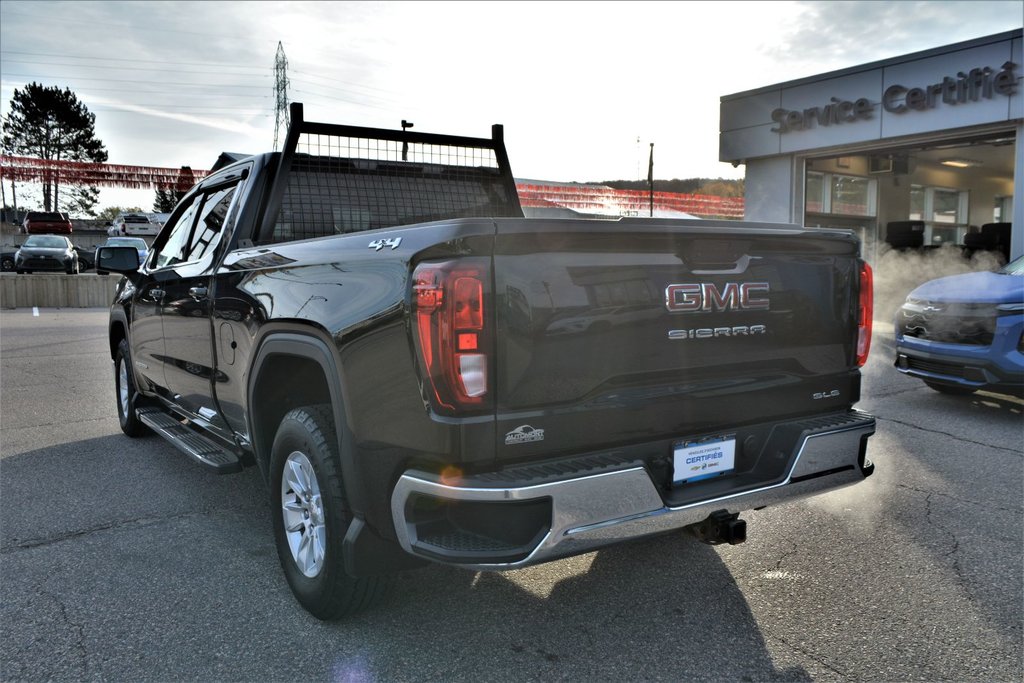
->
665, 282, 770, 313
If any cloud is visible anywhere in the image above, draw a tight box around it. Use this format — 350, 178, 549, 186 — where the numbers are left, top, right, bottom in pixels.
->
761, 1, 1022, 70
82, 94, 263, 136
1, 0, 1020, 209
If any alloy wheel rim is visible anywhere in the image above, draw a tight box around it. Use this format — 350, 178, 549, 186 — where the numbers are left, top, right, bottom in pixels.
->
118, 360, 129, 417
281, 450, 326, 578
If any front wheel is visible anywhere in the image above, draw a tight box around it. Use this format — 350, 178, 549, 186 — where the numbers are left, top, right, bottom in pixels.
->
114, 339, 148, 436
269, 406, 391, 619
1, 256, 14, 272
924, 380, 978, 396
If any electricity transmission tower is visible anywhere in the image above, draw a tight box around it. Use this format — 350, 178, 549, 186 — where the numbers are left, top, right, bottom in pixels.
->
273, 41, 290, 150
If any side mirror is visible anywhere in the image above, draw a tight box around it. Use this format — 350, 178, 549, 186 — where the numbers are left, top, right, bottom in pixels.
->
96, 246, 140, 274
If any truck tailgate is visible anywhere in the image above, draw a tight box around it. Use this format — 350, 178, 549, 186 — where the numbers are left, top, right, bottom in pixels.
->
492, 219, 864, 460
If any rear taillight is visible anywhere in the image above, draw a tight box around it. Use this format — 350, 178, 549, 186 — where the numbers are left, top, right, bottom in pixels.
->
413, 258, 491, 414
857, 261, 873, 367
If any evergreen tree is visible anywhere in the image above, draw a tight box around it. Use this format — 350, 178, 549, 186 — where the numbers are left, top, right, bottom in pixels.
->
2, 82, 107, 214
64, 186, 102, 217
152, 166, 195, 213
153, 188, 177, 213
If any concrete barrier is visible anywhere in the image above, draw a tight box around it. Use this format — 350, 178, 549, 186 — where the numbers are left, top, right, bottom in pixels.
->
0, 273, 119, 308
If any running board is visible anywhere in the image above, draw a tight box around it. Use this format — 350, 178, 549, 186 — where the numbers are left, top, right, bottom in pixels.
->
137, 407, 243, 474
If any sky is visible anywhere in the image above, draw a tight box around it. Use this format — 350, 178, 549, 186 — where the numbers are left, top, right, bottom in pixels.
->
1, 0, 1022, 213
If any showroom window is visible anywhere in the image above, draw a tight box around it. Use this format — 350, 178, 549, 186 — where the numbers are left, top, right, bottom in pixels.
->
908, 184, 970, 245
993, 195, 1012, 223
806, 171, 877, 217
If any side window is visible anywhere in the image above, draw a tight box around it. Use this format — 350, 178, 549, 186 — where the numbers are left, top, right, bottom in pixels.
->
155, 198, 202, 269
154, 183, 240, 270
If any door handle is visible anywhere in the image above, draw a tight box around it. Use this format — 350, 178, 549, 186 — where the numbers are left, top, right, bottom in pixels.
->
189, 286, 208, 300
150, 288, 165, 300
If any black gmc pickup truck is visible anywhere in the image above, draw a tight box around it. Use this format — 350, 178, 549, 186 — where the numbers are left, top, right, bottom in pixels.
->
98, 104, 876, 619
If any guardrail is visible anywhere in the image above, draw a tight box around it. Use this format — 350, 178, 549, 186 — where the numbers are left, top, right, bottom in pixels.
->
0, 273, 118, 308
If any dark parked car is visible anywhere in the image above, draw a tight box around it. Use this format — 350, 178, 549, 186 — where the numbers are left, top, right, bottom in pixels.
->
895, 254, 1024, 396
15, 234, 80, 274
73, 245, 96, 272
22, 211, 73, 235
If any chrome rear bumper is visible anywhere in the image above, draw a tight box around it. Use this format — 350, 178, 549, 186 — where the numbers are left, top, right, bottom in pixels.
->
391, 411, 875, 570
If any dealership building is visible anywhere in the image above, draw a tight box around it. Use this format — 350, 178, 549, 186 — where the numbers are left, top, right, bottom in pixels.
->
720, 29, 1022, 263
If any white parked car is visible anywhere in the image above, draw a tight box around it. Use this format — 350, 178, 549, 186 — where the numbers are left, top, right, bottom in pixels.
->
149, 213, 172, 229
107, 213, 159, 237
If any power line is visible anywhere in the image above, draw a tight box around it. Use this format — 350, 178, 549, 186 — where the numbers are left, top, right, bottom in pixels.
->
1, 72, 269, 89
91, 105, 272, 113
55, 87, 270, 98
289, 88, 394, 111
290, 69, 399, 97
0, 50, 270, 71
1, 9, 270, 42
0, 58, 273, 78
0, 50, 402, 109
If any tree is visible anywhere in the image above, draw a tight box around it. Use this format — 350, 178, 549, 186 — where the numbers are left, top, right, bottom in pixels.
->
96, 205, 144, 222
154, 165, 195, 212
64, 186, 102, 217
153, 189, 177, 213
2, 82, 107, 214
699, 179, 745, 198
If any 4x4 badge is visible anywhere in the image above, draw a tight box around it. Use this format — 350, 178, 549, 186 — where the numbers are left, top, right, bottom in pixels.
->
369, 237, 402, 251
505, 425, 545, 445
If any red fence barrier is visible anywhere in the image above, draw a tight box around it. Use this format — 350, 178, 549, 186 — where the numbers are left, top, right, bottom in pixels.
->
1, 156, 745, 219
0, 156, 210, 190
517, 183, 744, 219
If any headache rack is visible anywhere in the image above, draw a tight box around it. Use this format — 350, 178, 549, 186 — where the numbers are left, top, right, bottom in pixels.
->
256, 103, 523, 244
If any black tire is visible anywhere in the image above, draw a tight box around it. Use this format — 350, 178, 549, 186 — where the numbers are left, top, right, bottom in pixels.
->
114, 339, 148, 436
270, 405, 391, 620
924, 380, 978, 396
15, 269, 23, 275
1, 257, 13, 272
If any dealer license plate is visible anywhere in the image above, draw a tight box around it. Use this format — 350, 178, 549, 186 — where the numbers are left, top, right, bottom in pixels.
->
673, 436, 736, 485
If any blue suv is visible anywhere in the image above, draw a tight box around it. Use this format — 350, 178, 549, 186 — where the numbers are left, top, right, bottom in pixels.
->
895, 255, 1024, 396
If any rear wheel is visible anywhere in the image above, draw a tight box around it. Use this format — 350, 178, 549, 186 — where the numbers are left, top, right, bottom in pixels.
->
114, 339, 148, 436
924, 380, 978, 396
269, 405, 391, 620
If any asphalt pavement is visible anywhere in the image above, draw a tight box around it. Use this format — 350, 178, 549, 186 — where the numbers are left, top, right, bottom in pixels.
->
1, 308, 1021, 682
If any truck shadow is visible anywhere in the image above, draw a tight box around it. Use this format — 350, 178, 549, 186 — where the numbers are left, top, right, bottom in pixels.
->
2, 434, 804, 681
360, 535, 809, 681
